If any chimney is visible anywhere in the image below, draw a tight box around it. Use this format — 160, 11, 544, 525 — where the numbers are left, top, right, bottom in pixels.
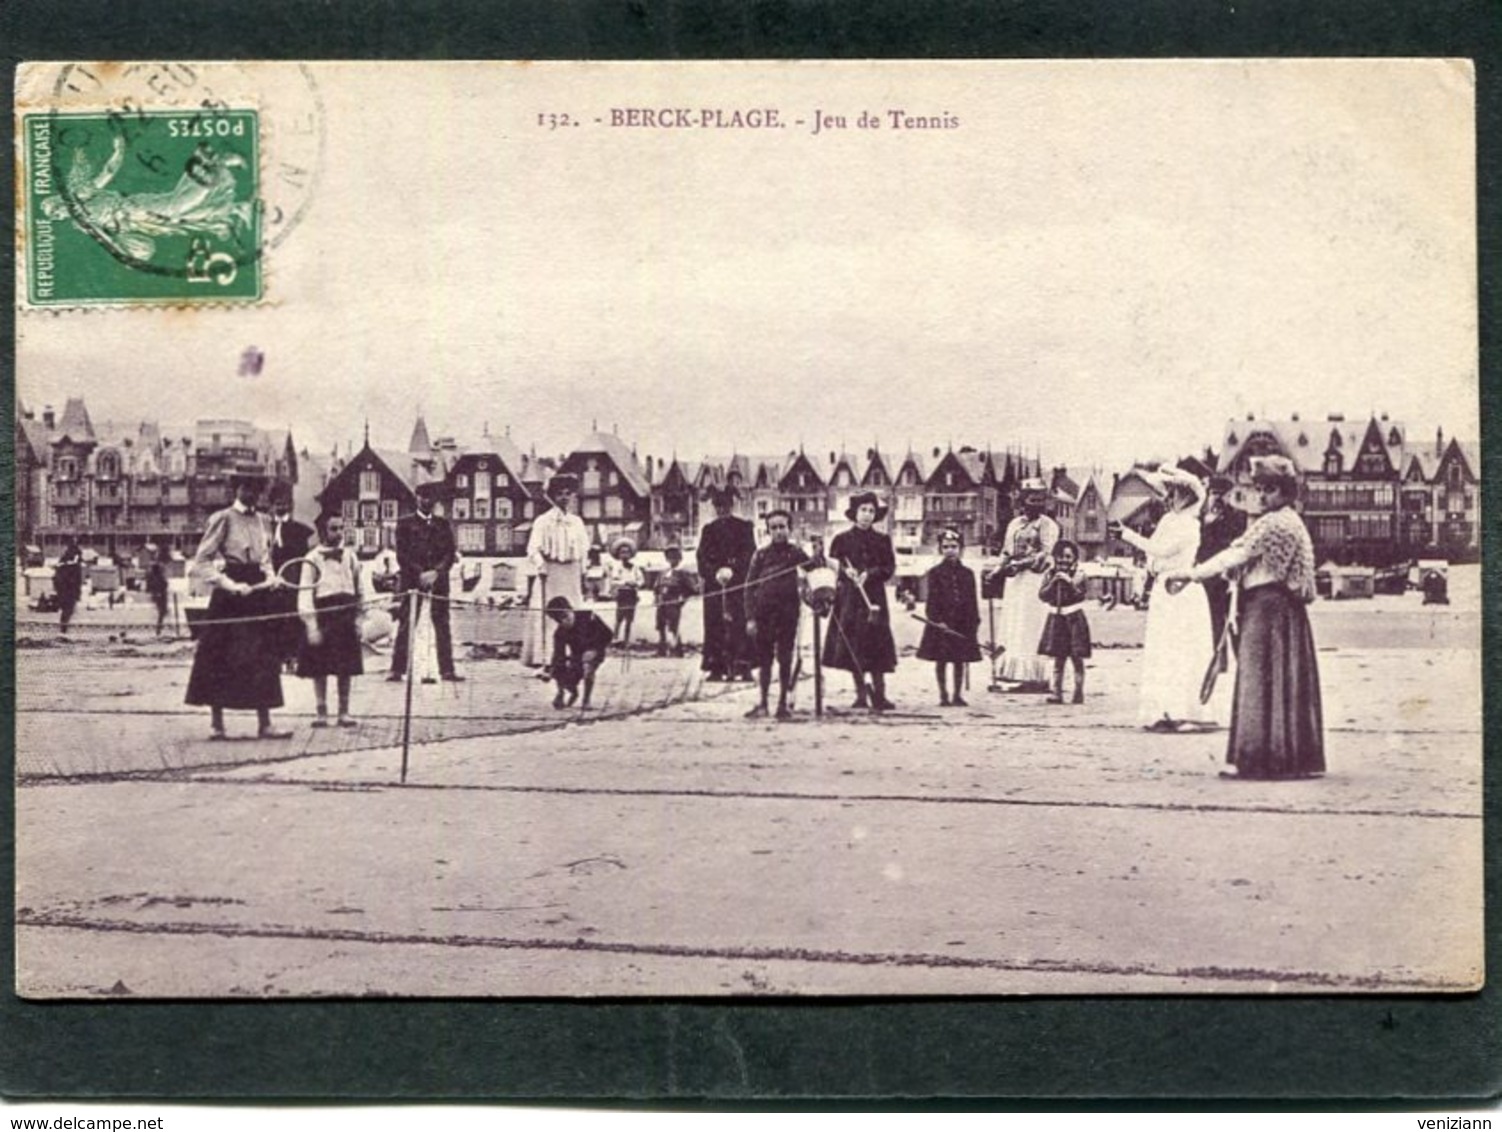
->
1436, 426, 1444, 457
1291, 412, 1300, 421
43, 405, 55, 429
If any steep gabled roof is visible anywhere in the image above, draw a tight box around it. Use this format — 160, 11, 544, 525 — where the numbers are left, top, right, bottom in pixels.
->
1106, 468, 1167, 523
862, 449, 893, 486
17, 416, 51, 463
1074, 469, 1107, 505
778, 449, 826, 491
1220, 415, 1409, 477
409, 415, 433, 455
1436, 437, 1480, 483
369, 446, 439, 494
569, 431, 651, 497
1458, 442, 1480, 481
747, 456, 783, 489
1402, 450, 1437, 483
827, 449, 860, 487
53, 397, 96, 445
895, 448, 927, 484
654, 456, 695, 489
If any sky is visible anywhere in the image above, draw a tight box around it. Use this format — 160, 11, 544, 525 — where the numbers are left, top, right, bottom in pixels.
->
17, 59, 1478, 475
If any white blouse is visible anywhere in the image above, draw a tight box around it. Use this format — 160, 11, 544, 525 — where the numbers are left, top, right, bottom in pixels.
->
297, 547, 364, 616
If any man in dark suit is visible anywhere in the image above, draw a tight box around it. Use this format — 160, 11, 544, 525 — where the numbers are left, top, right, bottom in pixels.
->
267, 484, 316, 670
388, 482, 463, 682
696, 485, 756, 681
1196, 474, 1249, 662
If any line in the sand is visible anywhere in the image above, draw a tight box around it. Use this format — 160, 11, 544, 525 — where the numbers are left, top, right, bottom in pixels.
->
16, 913, 1468, 992
28, 768, 1478, 822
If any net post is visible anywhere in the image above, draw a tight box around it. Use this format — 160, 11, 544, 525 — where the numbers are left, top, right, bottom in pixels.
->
400, 590, 418, 784
812, 610, 824, 719
172, 592, 181, 639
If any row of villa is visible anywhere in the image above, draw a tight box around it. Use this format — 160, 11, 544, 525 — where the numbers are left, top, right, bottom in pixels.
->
17, 400, 1480, 568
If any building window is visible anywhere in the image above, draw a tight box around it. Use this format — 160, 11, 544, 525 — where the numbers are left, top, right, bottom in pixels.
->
583, 469, 602, 492
521, 501, 532, 519
359, 470, 380, 500
582, 498, 602, 519
495, 498, 512, 520
475, 473, 491, 501
361, 501, 379, 522
97, 453, 118, 479
452, 498, 470, 520
57, 457, 78, 480
381, 500, 398, 520
457, 473, 469, 489
382, 522, 398, 549
605, 495, 623, 518
458, 524, 487, 553
342, 500, 358, 522
496, 473, 509, 488
360, 526, 380, 550
474, 499, 491, 520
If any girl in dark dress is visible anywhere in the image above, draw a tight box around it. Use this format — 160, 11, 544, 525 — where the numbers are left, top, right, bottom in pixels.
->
1037, 539, 1092, 704
916, 526, 982, 707
822, 491, 898, 711
297, 514, 365, 727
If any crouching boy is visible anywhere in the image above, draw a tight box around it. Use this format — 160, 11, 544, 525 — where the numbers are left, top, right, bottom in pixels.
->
545, 595, 614, 710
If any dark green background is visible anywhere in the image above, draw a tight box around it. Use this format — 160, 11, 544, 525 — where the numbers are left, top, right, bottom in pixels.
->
2, 0, 1497, 1105
25, 110, 261, 304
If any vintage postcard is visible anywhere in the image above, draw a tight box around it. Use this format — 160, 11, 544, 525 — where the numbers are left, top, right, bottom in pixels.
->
13, 60, 1481, 998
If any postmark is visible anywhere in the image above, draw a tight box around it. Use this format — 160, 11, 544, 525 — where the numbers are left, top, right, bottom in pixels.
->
17, 62, 324, 308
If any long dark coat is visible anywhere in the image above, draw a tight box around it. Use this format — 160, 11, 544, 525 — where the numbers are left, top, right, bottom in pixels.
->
1198, 499, 1249, 658
916, 557, 982, 663
697, 514, 756, 674
821, 525, 898, 675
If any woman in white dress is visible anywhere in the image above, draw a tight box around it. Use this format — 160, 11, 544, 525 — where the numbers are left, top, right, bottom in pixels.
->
521, 475, 590, 667
1111, 468, 1216, 731
991, 478, 1061, 691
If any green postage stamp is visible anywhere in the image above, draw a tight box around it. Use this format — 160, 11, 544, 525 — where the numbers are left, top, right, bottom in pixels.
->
23, 108, 262, 305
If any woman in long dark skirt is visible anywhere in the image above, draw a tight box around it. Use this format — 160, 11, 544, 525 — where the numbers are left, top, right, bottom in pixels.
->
1165, 455, 1323, 780
916, 526, 982, 706
184, 475, 292, 740
823, 491, 899, 711
297, 514, 365, 727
